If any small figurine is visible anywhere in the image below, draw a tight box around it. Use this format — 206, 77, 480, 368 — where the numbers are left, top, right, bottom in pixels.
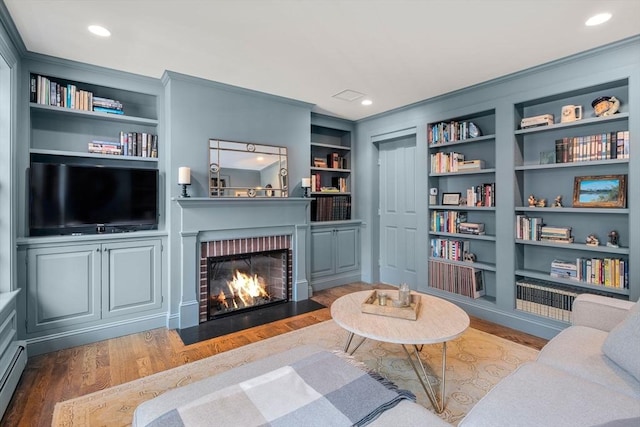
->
528, 195, 537, 207
585, 234, 599, 246
536, 198, 547, 208
553, 195, 563, 208
463, 251, 477, 263
607, 230, 620, 248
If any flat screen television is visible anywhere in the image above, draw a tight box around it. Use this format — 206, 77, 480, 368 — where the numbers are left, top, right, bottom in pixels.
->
29, 162, 159, 236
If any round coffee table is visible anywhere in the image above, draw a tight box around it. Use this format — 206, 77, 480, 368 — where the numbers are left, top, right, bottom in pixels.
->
331, 290, 470, 413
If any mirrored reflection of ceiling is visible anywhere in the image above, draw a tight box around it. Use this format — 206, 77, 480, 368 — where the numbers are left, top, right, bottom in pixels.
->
4, 1, 640, 121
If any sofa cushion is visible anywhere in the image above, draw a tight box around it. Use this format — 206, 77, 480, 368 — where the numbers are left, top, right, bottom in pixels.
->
537, 325, 640, 398
459, 362, 640, 427
602, 301, 640, 382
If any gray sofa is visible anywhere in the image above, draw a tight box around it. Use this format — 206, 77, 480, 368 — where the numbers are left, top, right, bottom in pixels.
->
134, 294, 639, 426
460, 294, 640, 427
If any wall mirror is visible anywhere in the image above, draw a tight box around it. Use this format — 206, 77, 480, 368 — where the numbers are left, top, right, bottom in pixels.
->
209, 139, 288, 198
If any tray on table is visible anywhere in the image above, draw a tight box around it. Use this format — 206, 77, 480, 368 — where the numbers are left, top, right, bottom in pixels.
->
361, 290, 421, 320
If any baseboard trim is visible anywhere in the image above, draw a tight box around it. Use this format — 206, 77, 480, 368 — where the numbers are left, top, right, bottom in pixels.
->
25, 314, 167, 356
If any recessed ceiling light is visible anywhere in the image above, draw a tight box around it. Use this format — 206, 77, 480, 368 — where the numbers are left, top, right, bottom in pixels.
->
361, 99, 373, 106
88, 25, 111, 37
585, 13, 612, 26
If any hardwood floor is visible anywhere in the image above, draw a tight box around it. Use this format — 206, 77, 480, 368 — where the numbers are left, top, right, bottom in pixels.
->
2, 283, 547, 427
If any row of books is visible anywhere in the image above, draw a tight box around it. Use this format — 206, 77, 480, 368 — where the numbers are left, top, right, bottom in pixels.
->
88, 132, 158, 157
551, 257, 629, 288
311, 196, 351, 221
312, 153, 348, 169
428, 259, 485, 299
310, 174, 348, 193
430, 152, 464, 173
30, 74, 124, 115
430, 238, 469, 262
516, 279, 580, 322
554, 131, 629, 163
515, 215, 544, 240
465, 183, 495, 207
427, 121, 481, 145
430, 210, 467, 233
515, 217, 573, 243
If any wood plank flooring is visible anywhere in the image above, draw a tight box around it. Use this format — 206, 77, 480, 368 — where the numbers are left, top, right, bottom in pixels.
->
2, 283, 547, 427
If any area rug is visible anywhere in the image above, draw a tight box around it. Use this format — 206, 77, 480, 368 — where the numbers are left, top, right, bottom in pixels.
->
52, 320, 538, 426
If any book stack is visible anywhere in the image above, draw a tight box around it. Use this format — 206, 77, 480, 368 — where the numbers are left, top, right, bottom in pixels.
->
540, 226, 573, 243
516, 279, 580, 322
428, 259, 485, 299
550, 259, 578, 280
458, 222, 485, 235
93, 96, 124, 115
430, 152, 464, 173
88, 140, 123, 156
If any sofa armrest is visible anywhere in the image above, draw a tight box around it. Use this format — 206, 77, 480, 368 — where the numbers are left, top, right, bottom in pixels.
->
571, 294, 635, 332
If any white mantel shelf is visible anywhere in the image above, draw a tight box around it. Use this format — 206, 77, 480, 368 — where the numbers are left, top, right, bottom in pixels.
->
174, 197, 311, 207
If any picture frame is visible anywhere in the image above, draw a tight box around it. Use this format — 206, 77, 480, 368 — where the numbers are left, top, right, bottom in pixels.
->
211, 176, 229, 196
442, 192, 461, 206
572, 175, 626, 208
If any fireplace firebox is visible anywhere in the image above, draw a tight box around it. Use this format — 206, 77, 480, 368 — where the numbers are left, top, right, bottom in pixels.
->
207, 249, 289, 320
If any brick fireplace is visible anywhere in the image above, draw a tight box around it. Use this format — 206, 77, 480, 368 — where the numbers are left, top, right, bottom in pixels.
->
175, 198, 311, 329
199, 235, 292, 323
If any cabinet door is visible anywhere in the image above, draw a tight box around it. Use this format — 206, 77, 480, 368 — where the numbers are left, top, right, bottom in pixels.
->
101, 240, 162, 318
335, 227, 359, 273
310, 229, 336, 278
27, 245, 101, 333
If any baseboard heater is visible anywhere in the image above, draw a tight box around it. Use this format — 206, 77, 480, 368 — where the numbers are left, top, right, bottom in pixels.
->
0, 342, 27, 419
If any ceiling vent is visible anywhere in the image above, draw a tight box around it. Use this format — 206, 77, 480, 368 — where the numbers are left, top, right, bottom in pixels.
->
332, 89, 365, 102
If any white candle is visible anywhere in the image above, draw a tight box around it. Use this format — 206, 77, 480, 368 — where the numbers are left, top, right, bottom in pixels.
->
178, 167, 191, 185
301, 177, 311, 188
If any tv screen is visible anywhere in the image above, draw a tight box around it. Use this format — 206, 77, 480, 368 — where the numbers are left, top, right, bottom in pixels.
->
29, 162, 159, 236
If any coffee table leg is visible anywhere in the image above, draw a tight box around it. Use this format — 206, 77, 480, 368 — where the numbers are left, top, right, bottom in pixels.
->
343, 332, 367, 355
402, 343, 446, 414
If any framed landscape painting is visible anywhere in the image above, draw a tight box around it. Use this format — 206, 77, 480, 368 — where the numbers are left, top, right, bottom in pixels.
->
572, 175, 626, 208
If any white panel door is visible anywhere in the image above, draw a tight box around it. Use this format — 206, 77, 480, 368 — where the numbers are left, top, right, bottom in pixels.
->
379, 135, 417, 286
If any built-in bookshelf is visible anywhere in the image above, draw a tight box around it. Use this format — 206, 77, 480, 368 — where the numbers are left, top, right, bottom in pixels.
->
310, 123, 352, 222
29, 73, 159, 163
513, 78, 631, 322
427, 110, 497, 302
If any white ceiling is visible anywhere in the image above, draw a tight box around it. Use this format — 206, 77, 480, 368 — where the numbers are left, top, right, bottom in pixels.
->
4, 0, 640, 121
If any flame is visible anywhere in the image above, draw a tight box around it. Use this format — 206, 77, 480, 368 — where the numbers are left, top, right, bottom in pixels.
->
226, 270, 269, 307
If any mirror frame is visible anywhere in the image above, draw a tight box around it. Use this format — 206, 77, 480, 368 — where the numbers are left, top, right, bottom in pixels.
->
209, 139, 288, 198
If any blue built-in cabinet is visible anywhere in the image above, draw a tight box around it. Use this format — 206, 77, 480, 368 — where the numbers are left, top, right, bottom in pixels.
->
354, 36, 640, 339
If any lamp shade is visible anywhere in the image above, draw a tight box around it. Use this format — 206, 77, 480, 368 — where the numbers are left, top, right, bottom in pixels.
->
178, 167, 191, 185
301, 177, 311, 188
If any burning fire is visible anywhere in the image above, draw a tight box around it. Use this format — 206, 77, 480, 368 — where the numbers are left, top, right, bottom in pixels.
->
216, 270, 269, 309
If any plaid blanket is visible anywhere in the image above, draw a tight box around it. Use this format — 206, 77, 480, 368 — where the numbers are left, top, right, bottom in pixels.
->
144, 350, 415, 427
